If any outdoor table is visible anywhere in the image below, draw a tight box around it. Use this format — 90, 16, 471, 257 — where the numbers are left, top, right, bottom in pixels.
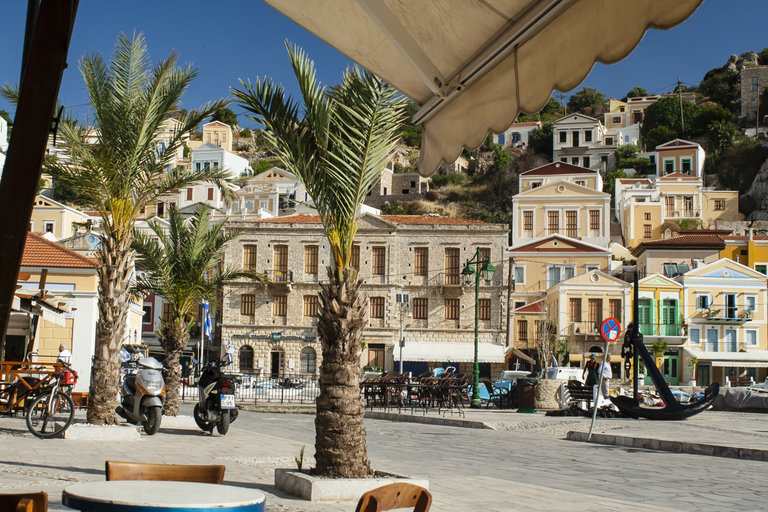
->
62, 481, 266, 512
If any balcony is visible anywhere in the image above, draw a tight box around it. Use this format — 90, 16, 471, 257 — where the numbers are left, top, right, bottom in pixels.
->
569, 321, 600, 337
638, 323, 684, 337
433, 272, 464, 297
664, 208, 700, 219
706, 307, 752, 323
265, 270, 293, 292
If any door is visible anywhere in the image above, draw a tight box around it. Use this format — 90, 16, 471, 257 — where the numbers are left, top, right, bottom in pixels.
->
662, 351, 679, 386
725, 329, 737, 352
699, 365, 711, 386
706, 329, 718, 352
661, 299, 678, 336
572, 131, 580, 147
725, 294, 737, 319
638, 298, 653, 335
270, 350, 284, 378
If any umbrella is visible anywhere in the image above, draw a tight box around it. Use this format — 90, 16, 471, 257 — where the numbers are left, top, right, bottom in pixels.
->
262, 0, 703, 175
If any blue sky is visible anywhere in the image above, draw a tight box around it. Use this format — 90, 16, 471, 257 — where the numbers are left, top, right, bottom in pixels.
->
1, 1, 767, 128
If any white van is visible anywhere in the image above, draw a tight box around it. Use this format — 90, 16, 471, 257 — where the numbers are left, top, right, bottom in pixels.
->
544, 367, 584, 383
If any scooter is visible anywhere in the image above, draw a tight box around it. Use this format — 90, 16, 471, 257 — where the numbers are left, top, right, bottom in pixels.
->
116, 355, 165, 435
193, 347, 237, 435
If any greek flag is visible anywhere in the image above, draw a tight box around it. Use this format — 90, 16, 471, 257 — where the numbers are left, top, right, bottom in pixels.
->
551, 354, 558, 367
202, 300, 212, 341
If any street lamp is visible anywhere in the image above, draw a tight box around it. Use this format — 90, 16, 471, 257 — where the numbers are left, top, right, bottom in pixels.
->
462, 248, 495, 408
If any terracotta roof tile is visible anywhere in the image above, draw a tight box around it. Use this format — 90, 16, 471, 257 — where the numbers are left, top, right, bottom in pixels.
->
631, 234, 725, 255
514, 300, 544, 313
22, 233, 98, 269
617, 179, 651, 185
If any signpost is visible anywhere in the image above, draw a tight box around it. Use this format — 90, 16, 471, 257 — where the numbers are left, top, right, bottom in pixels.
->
589, 318, 621, 440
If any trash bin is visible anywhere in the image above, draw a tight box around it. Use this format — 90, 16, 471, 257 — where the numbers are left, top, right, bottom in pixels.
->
517, 377, 538, 413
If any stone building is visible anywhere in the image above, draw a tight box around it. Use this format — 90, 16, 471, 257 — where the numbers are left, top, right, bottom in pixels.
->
220, 213, 510, 380
364, 167, 429, 209
740, 65, 768, 121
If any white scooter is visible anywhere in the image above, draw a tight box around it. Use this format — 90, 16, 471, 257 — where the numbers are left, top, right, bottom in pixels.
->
116, 356, 165, 435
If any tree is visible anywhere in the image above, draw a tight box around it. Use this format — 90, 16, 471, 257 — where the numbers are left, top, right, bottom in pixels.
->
692, 104, 732, 135
706, 120, 738, 156
643, 125, 677, 151
37, 33, 232, 425
698, 67, 740, 113
717, 137, 768, 197
131, 204, 266, 415
603, 168, 628, 197
624, 86, 648, 100
533, 300, 559, 372
567, 87, 608, 116
396, 100, 422, 147
640, 97, 702, 142
232, 44, 407, 478
613, 144, 650, 174
211, 107, 238, 127
528, 122, 553, 160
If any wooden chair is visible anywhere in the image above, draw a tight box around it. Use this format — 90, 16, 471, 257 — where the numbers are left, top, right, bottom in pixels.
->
105, 461, 225, 484
0, 492, 47, 512
355, 483, 432, 512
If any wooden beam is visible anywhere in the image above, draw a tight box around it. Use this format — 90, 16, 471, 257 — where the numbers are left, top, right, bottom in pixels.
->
0, 0, 79, 354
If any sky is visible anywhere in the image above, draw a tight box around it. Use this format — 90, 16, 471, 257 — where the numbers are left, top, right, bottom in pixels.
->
1, 0, 767, 129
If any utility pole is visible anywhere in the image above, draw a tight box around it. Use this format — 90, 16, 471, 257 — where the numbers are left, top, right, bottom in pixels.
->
505, 257, 515, 348
678, 79, 685, 139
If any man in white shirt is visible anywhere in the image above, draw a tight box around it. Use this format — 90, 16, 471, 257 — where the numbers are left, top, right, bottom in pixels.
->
599, 354, 612, 398
57, 344, 72, 364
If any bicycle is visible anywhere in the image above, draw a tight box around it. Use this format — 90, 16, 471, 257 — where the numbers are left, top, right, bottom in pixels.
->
24, 362, 78, 438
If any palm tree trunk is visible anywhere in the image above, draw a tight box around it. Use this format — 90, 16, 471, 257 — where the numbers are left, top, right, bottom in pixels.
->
314, 267, 371, 478
87, 238, 133, 425
159, 320, 189, 416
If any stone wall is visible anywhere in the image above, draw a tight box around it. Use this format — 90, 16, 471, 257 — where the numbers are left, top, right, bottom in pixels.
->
534, 379, 563, 410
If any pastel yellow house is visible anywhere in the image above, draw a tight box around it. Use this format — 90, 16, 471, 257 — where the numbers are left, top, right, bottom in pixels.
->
30, 195, 101, 241
632, 234, 725, 278
679, 258, 768, 387
188, 121, 233, 152
721, 233, 768, 274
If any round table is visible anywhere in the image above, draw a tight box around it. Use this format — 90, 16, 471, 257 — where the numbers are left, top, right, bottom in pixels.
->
62, 481, 266, 512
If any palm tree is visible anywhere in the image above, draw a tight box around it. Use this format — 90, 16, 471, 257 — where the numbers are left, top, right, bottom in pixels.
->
42, 33, 233, 424
232, 44, 406, 478
132, 204, 266, 416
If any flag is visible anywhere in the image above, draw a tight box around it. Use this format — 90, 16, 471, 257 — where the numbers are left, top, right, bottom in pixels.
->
551, 354, 558, 367
202, 300, 212, 341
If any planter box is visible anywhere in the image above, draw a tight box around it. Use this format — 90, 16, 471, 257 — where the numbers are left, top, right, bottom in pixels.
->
274, 468, 429, 501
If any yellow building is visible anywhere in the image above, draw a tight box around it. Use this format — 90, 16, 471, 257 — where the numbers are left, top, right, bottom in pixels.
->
721, 233, 768, 274
632, 234, 724, 278
30, 195, 101, 241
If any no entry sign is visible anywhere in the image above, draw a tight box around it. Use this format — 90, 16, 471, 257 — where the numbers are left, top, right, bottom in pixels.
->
600, 317, 621, 343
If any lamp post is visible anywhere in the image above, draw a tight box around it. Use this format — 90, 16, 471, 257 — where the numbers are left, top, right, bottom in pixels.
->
396, 293, 409, 373
461, 248, 495, 408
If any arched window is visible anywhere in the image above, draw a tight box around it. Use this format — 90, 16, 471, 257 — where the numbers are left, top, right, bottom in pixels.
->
239, 346, 254, 373
301, 347, 316, 374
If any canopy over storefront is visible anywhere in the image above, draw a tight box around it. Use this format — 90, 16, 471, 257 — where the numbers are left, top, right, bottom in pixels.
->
504, 346, 535, 364
394, 341, 505, 363
685, 348, 768, 368
263, 0, 703, 174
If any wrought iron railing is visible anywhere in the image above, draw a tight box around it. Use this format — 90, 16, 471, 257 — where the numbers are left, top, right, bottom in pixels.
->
180, 372, 319, 404
265, 270, 293, 283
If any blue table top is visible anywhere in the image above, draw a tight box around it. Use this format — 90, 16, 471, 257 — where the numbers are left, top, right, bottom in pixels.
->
63, 481, 265, 512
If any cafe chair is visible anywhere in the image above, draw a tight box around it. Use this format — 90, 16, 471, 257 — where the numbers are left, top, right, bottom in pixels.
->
355, 483, 432, 512
105, 461, 225, 484
0, 492, 48, 512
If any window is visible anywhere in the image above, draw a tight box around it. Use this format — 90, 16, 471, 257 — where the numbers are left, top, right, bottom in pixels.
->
644, 212, 651, 221
162, 302, 173, 322
548, 211, 559, 235
756, 264, 767, 275
186, 188, 193, 201
367, 343, 385, 369
370, 297, 385, 318
582, 157, 590, 167
274, 245, 288, 276
565, 210, 577, 237
612, 116, 621, 123
559, 131, 567, 143
571, 157, 579, 165
523, 211, 533, 232
478, 299, 491, 321
586, 264, 599, 272
411, 181, 416, 188
605, 137, 614, 146
575, 180, 586, 187
746, 295, 757, 313
351, 245, 360, 271
746, 330, 758, 347
207, 188, 214, 201
571, 131, 579, 147
644, 224, 652, 238
518, 319, 528, 341
301, 347, 316, 373
514, 265, 525, 284
689, 329, 700, 345
304, 245, 319, 274
402, 189, 409, 194
413, 298, 428, 319
445, 299, 460, 320
753, 77, 759, 91
243, 245, 258, 271
44, 222, 54, 233
681, 158, 692, 173
569, 298, 582, 323
444, 248, 461, 285
601, 155, 608, 164
609, 299, 622, 321
664, 160, 674, 174
531, 181, 542, 188
478, 247, 491, 263
272, 295, 287, 316
157, 202, 164, 217
665, 196, 675, 216
303, 295, 318, 317
589, 210, 600, 231
241, 294, 255, 315
372, 246, 386, 275
239, 346, 254, 372
414, 248, 429, 276
560, 158, 567, 163
584, 130, 592, 142
714, 200, 725, 211
697, 295, 710, 310
588, 299, 602, 325
548, 265, 574, 286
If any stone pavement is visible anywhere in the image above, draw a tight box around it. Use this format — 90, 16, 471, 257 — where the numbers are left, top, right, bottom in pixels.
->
1, 404, 767, 511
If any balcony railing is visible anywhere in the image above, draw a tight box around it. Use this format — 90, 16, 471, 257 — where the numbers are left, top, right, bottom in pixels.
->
638, 323, 684, 336
265, 270, 293, 283
664, 208, 700, 219
569, 321, 600, 336
706, 307, 752, 323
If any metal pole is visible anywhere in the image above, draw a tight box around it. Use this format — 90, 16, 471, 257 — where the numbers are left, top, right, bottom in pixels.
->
633, 271, 640, 399
399, 303, 404, 373
588, 339, 609, 440
471, 248, 482, 408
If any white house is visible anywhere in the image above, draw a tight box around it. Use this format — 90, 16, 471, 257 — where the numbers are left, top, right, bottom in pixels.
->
176, 143, 250, 211
552, 113, 617, 172
492, 121, 541, 149
0, 115, 8, 175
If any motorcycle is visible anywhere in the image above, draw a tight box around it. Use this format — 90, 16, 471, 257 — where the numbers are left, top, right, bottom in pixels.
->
116, 355, 165, 435
193, 347, 237, 435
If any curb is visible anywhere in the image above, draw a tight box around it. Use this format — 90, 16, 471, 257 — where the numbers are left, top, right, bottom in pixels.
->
238, 404, 316, 414
364, 410, 491, 429
566, 431, 767, 461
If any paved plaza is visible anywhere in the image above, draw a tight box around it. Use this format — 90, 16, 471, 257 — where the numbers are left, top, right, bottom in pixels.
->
1, 405, 767, 511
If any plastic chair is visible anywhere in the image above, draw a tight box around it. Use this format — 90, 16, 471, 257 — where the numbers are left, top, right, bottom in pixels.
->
105, 461, 225, 484
0, 492, 47, 512
355, 483, 432, 512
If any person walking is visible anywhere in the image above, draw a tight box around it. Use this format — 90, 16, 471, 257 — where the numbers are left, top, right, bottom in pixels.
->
582, 354, 599, 389
57, 344, 72, 364
599, 354, 612, 398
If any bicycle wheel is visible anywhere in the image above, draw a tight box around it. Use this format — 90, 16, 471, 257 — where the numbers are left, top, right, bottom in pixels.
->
25, 391, 75, 438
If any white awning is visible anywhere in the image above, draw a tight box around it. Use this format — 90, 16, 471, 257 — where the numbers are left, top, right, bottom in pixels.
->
394, 341, 505, 363
685, 348, 768, 368
504, 346, 535, 364
264, 0, 703, 175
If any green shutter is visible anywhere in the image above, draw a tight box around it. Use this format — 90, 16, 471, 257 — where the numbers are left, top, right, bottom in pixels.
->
673, 300, 680, 336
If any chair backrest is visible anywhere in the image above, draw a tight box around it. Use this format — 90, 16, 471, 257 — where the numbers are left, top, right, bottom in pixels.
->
0, 492, 47, 512
355, 483, 432, 512
105, 461, 225, 484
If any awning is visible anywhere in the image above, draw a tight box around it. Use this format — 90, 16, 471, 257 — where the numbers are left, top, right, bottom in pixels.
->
568, 354, 583, 363
264, 0, 703, 175
394, 341, 505, 363
505, 346, 535, 364
685, 348, 768, 368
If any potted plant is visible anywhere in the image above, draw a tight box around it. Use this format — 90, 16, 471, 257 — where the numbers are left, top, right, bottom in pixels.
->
686, 355, 698, 387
